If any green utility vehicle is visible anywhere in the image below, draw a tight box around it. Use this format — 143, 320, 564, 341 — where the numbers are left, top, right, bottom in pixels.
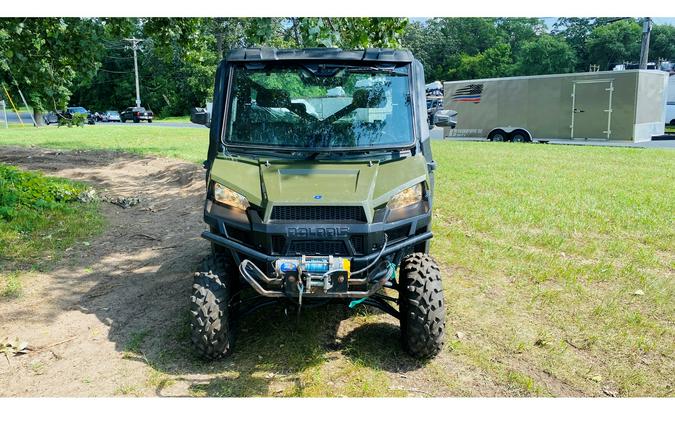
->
189, 48, 445, 359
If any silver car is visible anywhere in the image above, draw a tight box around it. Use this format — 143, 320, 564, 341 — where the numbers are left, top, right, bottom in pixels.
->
104, 110, 121, 122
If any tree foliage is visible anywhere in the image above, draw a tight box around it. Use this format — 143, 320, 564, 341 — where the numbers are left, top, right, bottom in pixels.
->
70, 17, 409, 116
515, 34, 577, 75
0, 18, 104, 119
586, 20, 642, 70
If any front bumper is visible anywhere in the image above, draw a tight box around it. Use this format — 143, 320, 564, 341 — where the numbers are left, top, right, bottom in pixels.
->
202, 230, 432, 267
205, 231, 431, 298
204, 201, 432, 271
203, 200, 433, 298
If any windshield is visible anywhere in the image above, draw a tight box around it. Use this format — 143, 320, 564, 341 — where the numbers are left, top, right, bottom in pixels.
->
224, 64, 414, 150
69, 107, 88, 113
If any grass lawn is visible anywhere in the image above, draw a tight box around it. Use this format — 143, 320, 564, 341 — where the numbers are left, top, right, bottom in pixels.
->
0, 125, 208, 163
431, 142, 674, 396
0, 126, 673, 396
155, 115, 191, 123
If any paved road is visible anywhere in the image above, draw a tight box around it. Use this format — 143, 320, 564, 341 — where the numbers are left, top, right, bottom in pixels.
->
1, 111, 204, 129
1, 111, 37, 126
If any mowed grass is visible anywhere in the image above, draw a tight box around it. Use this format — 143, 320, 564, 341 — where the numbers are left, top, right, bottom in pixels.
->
0, 125, 208, 164
1, 126, 673, 396
155, 115, 191, 123
431, 142, 674, 396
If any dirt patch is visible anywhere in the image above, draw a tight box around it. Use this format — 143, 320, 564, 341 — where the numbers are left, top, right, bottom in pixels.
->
0, 146, 507, 397
0, 146, 208, 396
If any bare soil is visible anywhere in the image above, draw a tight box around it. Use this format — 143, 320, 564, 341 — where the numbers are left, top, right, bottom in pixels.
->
0, 146, 520, 397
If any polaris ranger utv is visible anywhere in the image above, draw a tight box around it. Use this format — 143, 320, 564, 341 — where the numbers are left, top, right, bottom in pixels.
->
190, 48, 445, 359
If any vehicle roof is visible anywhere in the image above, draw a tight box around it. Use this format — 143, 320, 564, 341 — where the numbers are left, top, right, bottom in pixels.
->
226, 47, 414, 63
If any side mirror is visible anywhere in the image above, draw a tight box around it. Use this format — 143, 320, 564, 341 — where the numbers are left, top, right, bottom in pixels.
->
433, 109, 457, 128
190, 107, 210, 127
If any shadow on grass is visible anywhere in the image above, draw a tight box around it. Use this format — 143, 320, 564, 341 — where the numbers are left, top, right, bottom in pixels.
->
120, 299, 350, 397
340, 322, 424, 373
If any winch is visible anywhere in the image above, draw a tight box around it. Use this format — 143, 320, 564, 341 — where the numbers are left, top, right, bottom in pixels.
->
275, 255, 351, 295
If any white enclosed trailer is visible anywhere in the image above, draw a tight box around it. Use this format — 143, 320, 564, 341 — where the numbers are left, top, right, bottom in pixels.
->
441, 70, 669, 143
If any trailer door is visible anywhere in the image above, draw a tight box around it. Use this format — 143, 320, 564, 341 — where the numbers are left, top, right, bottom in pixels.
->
571, 80, 613, 140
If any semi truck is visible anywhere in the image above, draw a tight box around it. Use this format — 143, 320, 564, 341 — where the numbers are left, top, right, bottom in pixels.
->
438, 70, 669, 143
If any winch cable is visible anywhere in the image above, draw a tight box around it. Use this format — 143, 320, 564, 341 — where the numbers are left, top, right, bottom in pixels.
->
350, 234, 389, 276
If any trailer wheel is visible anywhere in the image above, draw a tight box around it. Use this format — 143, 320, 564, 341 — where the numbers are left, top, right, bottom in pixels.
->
510, 130, 531, 143
488, 129, 508, 142
670, 119, 675, 126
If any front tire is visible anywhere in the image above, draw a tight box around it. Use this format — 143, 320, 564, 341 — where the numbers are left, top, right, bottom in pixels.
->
399, 253, 446, 359
190, 254, 235, 359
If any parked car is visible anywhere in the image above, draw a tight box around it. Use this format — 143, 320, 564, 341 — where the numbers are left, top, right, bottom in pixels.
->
103, 110, 121, 122
65, 106, 96, 125
43, 111, 59, 125
120, 107, 153, 123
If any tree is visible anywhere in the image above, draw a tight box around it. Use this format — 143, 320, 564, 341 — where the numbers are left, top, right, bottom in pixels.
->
402, 18, 545, 81
649, 24, 675, 62
495, 18, 545, 56
293, 18, 408, 48
0, 18, 104, 124
586, 20, 641, 70
515, 34, 577, 75
453, 42, 514, 80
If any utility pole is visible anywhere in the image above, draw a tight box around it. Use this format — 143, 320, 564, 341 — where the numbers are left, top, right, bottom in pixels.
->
125, 38, 143, 108
639, 18, 652, 70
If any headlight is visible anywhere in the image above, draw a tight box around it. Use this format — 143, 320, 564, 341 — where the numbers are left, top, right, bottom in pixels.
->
213, 182, 249, 211
387, 183, 423, 210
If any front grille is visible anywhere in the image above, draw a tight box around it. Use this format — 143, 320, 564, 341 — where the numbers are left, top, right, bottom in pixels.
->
270, 206, 366, 222
288, 240, 348, 256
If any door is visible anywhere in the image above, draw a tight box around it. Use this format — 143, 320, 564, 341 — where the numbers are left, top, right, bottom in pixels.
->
571, 80, 613, 140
